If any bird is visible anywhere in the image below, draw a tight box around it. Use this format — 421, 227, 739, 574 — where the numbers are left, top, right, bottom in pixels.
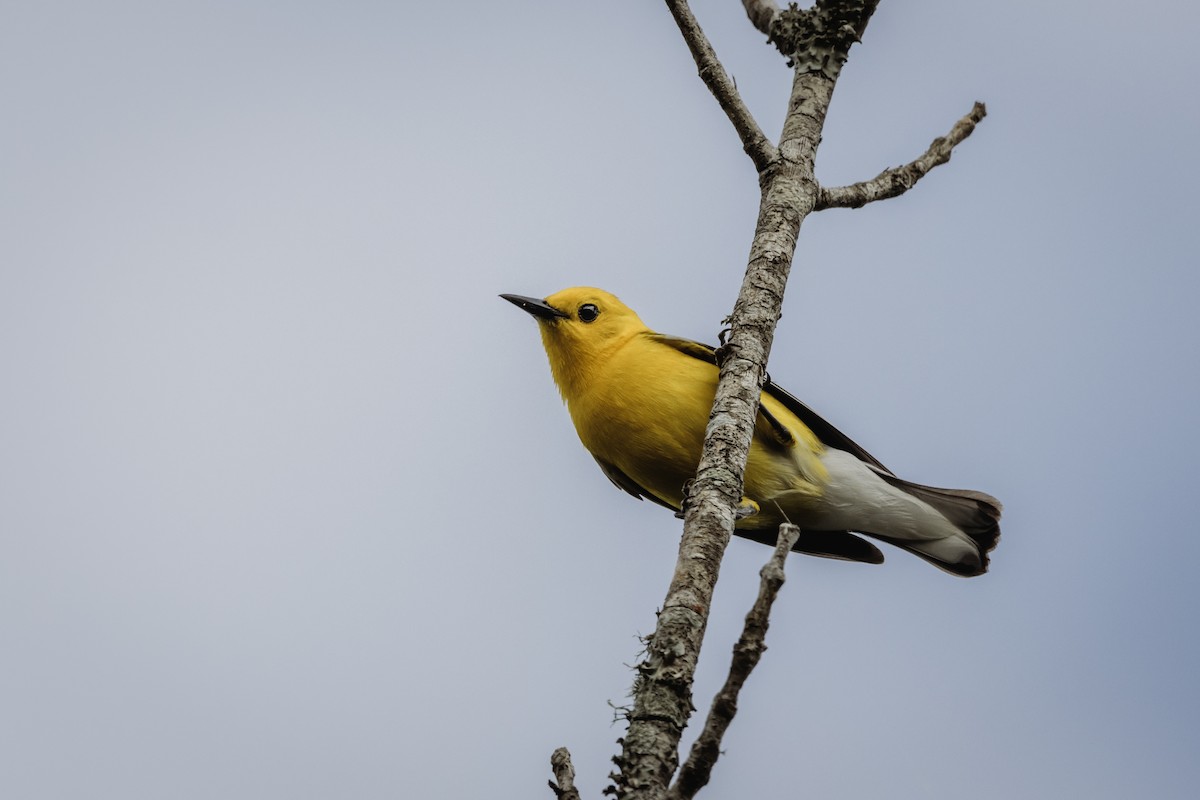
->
501, 287, 1001, 576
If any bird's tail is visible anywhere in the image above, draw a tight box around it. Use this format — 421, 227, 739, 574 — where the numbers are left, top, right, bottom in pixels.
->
870, 473, 1002, 577
776, 449, 1002, 576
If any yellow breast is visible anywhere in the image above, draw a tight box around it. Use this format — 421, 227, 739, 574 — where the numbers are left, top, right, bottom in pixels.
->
565, 333, 827, 509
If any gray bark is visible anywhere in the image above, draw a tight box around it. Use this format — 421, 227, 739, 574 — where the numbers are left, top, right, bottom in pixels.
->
608, 5, 874, 799
668, 524, 801, 800
544, 1, 985, 797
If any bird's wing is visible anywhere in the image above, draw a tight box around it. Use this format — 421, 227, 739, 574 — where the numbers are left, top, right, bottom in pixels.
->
598, 449, 883, 564
763, 379, 892, 474
735, 525, 886, 564
592, 455, 678, 512
647, 333, 892, 474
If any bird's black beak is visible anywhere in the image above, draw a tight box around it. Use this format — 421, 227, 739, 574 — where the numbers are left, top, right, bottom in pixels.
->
500, 293, 569, 321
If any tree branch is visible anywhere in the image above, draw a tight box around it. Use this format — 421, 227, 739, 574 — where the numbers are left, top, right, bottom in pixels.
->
609, 3, 984, 796
549, 747, 582, 800
665, 0, 776, 172
816, 101, 987, 210
740, 0, 781, 35
668, 524, 801, 800
609, 7, 882, 800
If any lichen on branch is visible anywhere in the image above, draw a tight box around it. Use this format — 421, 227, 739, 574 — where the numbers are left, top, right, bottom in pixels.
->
767, 0, 880, 77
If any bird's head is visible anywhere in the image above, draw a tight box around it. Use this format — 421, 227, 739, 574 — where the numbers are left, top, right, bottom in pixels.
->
501, 287, 648, 400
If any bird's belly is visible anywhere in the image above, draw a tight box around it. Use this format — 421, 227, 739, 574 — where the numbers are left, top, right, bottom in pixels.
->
567, 352, 827, 514
570, 381, 710, 508
573, 405, 824, 517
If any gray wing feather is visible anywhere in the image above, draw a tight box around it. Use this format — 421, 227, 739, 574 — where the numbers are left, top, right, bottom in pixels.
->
592, 455, 678, 512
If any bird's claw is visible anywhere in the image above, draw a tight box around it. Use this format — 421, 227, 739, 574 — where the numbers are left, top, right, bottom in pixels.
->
675, 478, 696, 519
735, 498, 760, 520
676, 483, 759, 521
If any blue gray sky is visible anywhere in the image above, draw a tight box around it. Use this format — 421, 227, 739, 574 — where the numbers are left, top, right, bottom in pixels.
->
3, 1, 1198, 798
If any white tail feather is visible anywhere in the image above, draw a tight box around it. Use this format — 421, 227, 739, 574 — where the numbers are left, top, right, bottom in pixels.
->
773, 449, 993, 576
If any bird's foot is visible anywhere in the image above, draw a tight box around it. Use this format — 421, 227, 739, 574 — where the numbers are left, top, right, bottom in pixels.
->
674, 478, 696, 519
675, 484, 759, 521
735, 497, 760, 520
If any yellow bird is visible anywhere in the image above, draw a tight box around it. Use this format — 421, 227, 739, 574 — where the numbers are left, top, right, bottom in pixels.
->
502, 287, 1001, 576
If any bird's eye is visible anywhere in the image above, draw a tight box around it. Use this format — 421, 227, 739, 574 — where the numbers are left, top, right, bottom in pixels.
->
578, 303, 600, 323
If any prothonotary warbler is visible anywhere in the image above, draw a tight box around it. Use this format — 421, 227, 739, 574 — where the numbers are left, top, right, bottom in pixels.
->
502, 287, 1001, 576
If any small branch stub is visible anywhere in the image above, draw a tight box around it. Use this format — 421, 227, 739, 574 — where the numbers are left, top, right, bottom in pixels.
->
550, 747, 582, 800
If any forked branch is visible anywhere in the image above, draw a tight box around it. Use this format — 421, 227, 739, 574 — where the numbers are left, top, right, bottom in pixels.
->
607, 4, 882, 800
596, 2, 981, 799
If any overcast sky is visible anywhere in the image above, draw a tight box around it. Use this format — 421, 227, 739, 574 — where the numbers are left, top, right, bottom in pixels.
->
3, 1, 1198, 798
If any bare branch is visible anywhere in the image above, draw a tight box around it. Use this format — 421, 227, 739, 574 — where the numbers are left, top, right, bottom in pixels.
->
665, 0, 776, 172
668, 524, 801, 800
549, 747, 582, 800
741, 0, 780, 35
608, 3, 983, 799
610, 21, 853, 800
817, 102, 987, 210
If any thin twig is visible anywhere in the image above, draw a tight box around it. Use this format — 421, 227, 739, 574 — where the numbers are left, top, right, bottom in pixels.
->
817, 101, 987, 210
740, 0, 781, 35
549, 747, 582, 800
667, 524, 801, 800
665, 0, 777, 172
